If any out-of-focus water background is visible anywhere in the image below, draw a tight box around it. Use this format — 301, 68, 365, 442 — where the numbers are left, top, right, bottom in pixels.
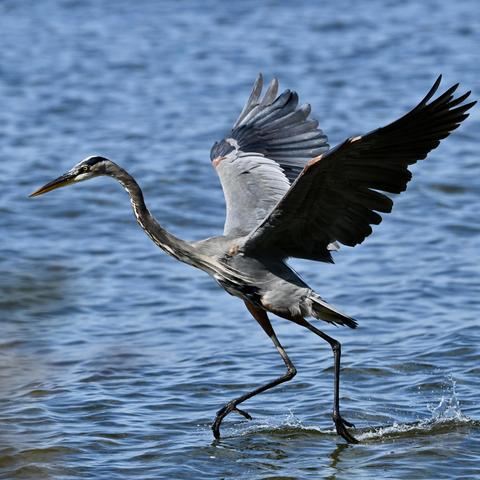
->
1, 0, 479, 478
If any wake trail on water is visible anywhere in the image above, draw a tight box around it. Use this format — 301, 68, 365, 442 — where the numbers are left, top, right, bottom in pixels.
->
358, 376, 478, 441
231, 376, 478, 441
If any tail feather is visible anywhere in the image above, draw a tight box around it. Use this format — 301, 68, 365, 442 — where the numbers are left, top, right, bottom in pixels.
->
310, 295, 358, 329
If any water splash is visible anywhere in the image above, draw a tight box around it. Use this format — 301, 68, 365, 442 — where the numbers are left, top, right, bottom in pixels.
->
427, 375, 467, 422
359, 375, 475, 441
229, 376, 477, 441
238, 410, 308, 436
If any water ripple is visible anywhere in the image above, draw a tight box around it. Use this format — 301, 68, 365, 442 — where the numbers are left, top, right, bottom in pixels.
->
1, 0, 479, 478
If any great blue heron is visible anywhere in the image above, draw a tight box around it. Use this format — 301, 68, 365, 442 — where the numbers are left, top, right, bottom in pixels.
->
30, 74, 475, 444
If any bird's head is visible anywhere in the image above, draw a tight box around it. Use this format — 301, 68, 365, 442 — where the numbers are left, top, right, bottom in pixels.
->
29, 156, 112, 197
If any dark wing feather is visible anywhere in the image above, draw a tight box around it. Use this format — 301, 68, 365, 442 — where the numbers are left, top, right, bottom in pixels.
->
243, 76, 476, 262
210, 74, 329, 236
228, 75, 329, 182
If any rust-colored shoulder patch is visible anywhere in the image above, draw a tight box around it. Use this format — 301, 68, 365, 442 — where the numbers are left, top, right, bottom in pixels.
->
305, 154, 323, 170
212, 156, 226, 168
228, 244, 239, 256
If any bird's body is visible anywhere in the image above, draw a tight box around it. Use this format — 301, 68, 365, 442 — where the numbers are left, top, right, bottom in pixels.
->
198, 234, 311, 317
31, 74, 475, 444
194, 235, 354, 326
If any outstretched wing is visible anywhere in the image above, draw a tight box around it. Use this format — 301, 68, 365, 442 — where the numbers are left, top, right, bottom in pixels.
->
243, 76, 476, 262
211, 74, 329, 237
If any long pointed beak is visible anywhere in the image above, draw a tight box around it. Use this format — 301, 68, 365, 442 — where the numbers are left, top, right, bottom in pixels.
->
29, 173, 76, 197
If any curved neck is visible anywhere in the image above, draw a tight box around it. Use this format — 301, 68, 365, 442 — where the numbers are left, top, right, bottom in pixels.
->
107, 163, 194, 264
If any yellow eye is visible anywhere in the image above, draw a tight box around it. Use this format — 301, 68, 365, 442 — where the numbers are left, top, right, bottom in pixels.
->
81, 166, 89, 173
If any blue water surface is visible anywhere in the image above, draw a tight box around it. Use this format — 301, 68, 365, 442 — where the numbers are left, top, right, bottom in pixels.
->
1, 1, 479, 479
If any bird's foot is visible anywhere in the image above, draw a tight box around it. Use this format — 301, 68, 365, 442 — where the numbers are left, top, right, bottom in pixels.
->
212, 401, 252, 440
333, 413, 358, 444
233, 406, 252, 420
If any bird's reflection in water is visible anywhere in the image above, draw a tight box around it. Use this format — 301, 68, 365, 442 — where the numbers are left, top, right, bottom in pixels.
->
326, 442, 351, 480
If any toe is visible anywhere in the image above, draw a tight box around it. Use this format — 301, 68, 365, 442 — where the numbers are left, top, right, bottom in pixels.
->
233, 407, 252, 420
342, 418, 356, 429
339, 426, 359, 444
333, 415, 359, 444
213, 401, 247, 440
212, 421, 221, 440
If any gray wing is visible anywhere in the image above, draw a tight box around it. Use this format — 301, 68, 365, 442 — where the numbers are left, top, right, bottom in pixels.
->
243, 76, 475, 262
211, 74, 329, 236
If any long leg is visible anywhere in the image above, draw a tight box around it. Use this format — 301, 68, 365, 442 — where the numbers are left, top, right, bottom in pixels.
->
212, 301, 297, 440
292, 317, 358, 444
